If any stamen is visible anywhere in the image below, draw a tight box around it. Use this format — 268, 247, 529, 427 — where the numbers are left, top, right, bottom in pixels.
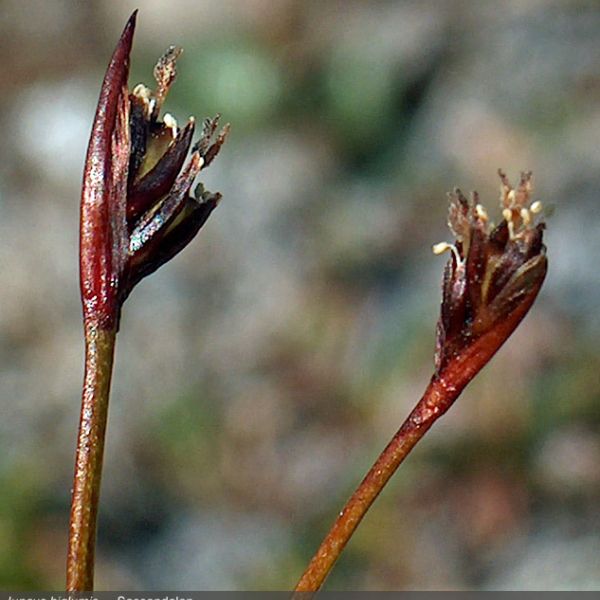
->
147, 99, 156, 118
502, 208, 516, 239
520, 208, 531, 226
194, 153, 205, 171
530, 200, 543, 214
132, 84, 154, 119
475, 204, 488, 222
433, 242, 462, 265
433, 242, 451, 255
163, 113, 178, 137
132, 83, 152, 99
506, 189, 516, 207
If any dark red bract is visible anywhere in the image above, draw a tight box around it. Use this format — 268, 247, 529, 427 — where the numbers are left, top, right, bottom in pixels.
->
79, 11, 229, 329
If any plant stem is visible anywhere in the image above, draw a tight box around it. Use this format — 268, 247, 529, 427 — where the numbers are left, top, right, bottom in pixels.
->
67, 321, 117, 591
294, 375, 458, 592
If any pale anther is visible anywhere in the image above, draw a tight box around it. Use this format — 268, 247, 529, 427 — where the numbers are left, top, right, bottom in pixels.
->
433, 242, 451, 255
163, 113, 178, 136
475, 204, 488, 221
433, 242, 462, 264
132, 83, 152, 99
147, 99, 156, 119
132, 84, 155, 118
503, 208, 516, 239
530, 200, 543, 214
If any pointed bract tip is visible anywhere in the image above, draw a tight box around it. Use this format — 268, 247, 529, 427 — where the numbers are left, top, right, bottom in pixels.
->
119, 10, 138, 53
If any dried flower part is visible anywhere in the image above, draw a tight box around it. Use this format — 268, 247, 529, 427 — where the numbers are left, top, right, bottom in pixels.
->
153, 46, 182, 116
80, 11, 229, 328
433, 170, 547, 377
128, 193, 220, 290
127, 119, 195, 223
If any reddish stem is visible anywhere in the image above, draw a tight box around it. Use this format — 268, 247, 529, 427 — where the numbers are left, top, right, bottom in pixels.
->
67, 322, 117, 591
294, 293, 543, 592
294, 376, 453, 592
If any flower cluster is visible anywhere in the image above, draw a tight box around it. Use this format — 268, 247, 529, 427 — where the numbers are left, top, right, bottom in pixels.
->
80, 12, 228, 328
432, 170, 547, 377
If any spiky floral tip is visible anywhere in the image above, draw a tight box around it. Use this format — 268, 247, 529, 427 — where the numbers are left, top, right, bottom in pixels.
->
80, 11, 229, 328
432, 170, 547, 379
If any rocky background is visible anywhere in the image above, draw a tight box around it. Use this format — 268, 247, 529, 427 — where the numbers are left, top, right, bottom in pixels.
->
0, 0, 599, 590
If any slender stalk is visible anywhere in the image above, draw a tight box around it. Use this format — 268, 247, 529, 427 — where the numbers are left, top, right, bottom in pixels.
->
67, 321, 117, 591
294, 376, 457, 592
68, 10, 228, 590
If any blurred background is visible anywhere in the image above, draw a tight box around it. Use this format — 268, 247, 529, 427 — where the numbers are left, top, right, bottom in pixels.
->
1, 0, 599, 590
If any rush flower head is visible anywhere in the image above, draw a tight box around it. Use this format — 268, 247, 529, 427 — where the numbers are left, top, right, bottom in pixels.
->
80, 11, 229, 329
293, 171, 548, 594
432, 169, 547, 385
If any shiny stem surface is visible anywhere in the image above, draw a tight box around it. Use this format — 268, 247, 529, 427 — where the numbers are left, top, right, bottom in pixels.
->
294, 376, 456, 592
67, 323, 117, 591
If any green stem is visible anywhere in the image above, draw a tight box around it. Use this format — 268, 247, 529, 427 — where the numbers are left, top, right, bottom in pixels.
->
67, 321, 117, 591
294, 376, 457, 592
